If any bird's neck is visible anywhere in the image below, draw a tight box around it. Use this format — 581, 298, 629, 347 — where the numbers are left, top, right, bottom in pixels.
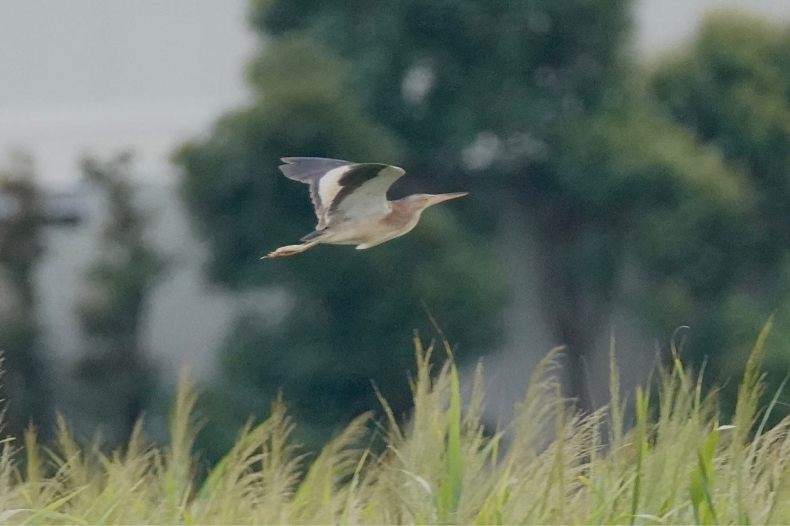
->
384, 199, 424, 229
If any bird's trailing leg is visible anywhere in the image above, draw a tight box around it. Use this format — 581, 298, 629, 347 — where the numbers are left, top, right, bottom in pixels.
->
262, 239, 321, 259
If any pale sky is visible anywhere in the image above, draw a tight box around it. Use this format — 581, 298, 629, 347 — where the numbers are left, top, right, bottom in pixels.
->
635, 0, 790, 55
0, 0, 256, 187
0, 0, 789, 187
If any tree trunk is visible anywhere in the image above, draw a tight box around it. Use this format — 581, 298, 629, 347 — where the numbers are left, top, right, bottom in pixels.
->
528, 201, 610, 414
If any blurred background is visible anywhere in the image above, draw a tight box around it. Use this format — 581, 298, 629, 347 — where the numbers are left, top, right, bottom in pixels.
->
2, 0, 790, 459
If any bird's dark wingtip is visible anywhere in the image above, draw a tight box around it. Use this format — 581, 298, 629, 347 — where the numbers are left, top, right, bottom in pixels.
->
278, 157, 354, 183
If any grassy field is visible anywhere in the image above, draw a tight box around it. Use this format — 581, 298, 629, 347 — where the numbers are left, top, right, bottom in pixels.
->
1, 321, 790, 524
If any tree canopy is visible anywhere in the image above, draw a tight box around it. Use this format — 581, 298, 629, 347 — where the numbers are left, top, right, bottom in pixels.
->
74, 154, 168, 446
178, 0, 786, 447
650, 11, 790, 408
243, 0, 752, 409
0, 154, 51, 439
175, 35, 507, 454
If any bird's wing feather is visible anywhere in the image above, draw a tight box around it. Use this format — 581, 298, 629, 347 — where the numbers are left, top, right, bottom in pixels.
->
279, 157, 352, 183
329, 163, 406, 224
279, 157, 354, 229
279, 158, 405, 228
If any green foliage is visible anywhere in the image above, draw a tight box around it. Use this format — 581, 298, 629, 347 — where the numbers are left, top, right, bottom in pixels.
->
230, 0, 649, 416
689, 424, 719, 525
556, 100, 749, 294
252, 0, 632, 165
650, 12, 790, 417
246, 0, 774, 414
175, 30, 507, 454
178, 36, 401, 287
179, 0, 790, 454
74, 153, 168, 446
1, 328, 790, 523
0, 153, 51, 440
652, 11, 790, 267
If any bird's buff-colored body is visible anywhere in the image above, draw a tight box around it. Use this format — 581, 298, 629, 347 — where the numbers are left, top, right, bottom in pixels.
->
264, 158, 467, 258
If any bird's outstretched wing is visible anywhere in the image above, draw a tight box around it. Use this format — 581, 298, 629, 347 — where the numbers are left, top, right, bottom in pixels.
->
279, 157, 405, 229
279, 157, 353, 230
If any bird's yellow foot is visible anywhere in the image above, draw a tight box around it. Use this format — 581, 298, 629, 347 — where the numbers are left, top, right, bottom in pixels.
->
262, 244, 305, 259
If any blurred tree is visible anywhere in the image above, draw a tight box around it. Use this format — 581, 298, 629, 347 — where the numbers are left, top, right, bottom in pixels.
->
74, 153, 168, 446
0, 153, 52, 439
248, 0, 748, 409
252, 0, 632, 175
175, 35, 507, 457
650, 12, 790, 411
652, 12, 790, 273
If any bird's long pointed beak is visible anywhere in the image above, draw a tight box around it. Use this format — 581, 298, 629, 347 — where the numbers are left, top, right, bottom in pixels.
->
429, 192, 468, 205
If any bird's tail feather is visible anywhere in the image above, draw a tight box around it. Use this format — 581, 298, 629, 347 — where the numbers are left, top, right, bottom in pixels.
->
300, 230, 324, 242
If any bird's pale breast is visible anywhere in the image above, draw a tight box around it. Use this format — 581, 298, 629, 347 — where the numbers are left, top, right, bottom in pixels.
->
321, 206, 420, 246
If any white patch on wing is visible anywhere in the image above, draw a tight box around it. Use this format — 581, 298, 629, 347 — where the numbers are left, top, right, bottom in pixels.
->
334, 165, 405, 223
318, 165, 353, 212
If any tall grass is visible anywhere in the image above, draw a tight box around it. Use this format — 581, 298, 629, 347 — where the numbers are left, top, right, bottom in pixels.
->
2, 325, 790, 524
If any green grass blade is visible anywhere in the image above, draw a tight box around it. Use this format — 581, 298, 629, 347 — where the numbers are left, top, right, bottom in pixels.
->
437, 359, 463, 523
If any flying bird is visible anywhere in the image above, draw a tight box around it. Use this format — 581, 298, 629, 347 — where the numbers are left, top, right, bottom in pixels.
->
264, 157, 467, 258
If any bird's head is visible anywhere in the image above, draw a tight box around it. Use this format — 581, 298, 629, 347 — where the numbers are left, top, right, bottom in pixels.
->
405, 192, 468, 211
